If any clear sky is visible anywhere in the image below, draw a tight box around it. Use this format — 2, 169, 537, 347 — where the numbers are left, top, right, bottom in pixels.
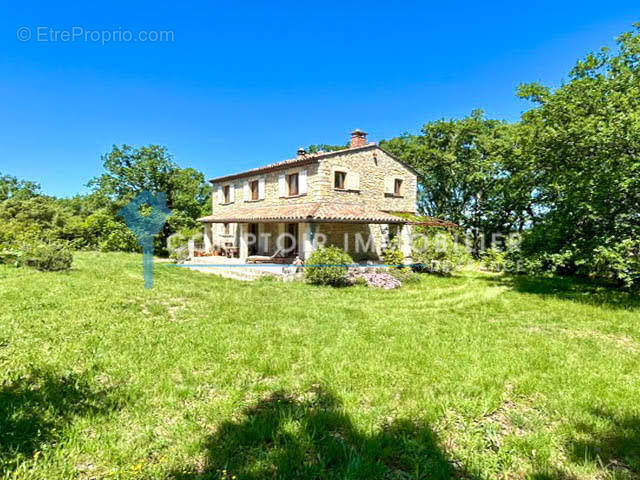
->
1, 1, 637, 197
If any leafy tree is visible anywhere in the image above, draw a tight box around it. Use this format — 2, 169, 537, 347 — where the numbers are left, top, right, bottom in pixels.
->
516, 24, 640, 286
380, 111, 537, 253
0, 173, 40, 201
306, 144, 348, 154
88, 145, 209, 253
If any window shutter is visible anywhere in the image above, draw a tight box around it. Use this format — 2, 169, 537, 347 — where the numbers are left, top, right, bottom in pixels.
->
299, 170, 307, 195
217, 223, 223, 234
347, 172, 360, 191
229, 184, 235, 203
217, 186, 223, 204
243, 180, 249, 201
384, 177, 393, 194
258, 177, 265, 199
278, 174, 286, 197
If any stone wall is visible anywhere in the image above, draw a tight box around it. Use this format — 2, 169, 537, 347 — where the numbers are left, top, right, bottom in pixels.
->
209, 146, 417, 215
314, 148, 417, 213
204, 145, 417, 255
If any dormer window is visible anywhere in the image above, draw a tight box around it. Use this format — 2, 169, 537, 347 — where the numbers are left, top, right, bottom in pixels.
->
287, 173, 299, 196
334, 171, 346, 190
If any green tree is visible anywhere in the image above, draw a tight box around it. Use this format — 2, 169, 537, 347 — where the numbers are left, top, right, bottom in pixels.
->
516, 24, 640, 286
305, 144, 348, 154
0, 173, 40, 201
381, 111, 537, 253
89, 145, 209, 253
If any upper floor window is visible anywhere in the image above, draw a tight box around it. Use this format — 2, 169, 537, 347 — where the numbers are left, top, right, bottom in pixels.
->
250, 180, 259, 200
287, 173, 299, 196
334, 171, 346, 190
223, 185, 231, 203
394, 179, 403, 196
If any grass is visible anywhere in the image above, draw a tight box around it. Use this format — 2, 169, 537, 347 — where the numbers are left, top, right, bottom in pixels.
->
0, 251, 639, 479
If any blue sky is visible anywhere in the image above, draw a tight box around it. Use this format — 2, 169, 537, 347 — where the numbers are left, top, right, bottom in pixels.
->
1, 1, 637, 197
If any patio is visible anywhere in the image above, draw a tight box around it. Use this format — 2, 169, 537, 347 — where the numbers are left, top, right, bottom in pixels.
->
183, 254, 298, 281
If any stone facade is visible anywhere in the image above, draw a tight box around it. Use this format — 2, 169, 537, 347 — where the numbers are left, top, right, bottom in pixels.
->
203, 144, 417, 260
209, 146, 416, 216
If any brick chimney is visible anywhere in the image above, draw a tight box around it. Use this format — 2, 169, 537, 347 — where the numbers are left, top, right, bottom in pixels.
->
349, 129, 368, 148
297, 147, 306, 158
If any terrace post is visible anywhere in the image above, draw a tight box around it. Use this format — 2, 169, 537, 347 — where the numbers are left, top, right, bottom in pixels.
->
399, 223, 412, 264
300, 222, 316, 260
238, 222, 249, 261
203, 223, 213, 253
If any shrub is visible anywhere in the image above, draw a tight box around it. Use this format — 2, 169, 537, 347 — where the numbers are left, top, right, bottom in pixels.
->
352, 250, 379, 263
24, 242, 73, 272
591, 240, 639, 289
411, 229, 472, 275
347, 271, 402, 289
304, 246, 353, 286
0, 248, 25, 267
382, 248, 404, 268
99, 227, 138, 252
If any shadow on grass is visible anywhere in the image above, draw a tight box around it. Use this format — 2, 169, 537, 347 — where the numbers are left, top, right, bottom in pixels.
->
169, 386, 472, 479
0, 368, 122, 471
482, 274, 640, 311
568, 408, 640, 477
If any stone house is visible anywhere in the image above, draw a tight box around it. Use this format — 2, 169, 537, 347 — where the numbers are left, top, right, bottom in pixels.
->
198, 130, 419, 262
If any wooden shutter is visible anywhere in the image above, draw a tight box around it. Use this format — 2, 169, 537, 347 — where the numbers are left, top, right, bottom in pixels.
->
229, 184, 235, 203
299, 170, 307, 195
346, 172, 360, 190
258, 177, 265, 199
243, 180, 249, 201
278, 174, 286, 197
384, 177, 394, 194
217, 186, 223, 204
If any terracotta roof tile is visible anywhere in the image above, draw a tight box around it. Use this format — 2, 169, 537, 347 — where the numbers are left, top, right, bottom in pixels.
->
208, 144, 379, 183
197, 202, 407, 224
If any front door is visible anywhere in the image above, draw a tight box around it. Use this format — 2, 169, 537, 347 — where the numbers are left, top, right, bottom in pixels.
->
285, 223, 298, 256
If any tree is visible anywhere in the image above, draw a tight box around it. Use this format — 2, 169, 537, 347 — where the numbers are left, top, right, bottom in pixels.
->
89, 145, 209, 253
0, 173, 40, 202
516, 24, 640, 285
306, 144, 348, 154
380, 111, 537, 253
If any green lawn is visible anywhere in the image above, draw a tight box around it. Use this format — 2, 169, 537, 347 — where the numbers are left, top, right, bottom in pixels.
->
0, 252, 638, 479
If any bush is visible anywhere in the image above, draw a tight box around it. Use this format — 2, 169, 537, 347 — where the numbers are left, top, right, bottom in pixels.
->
352, 250, 379, 263
99, 227, 138, 252
304, 246, 353, 286
347, 271, 401, 289
411, 229, 472, 275
591, 240, 639, 289
382, 248, 404, 268
481, 247, 508, 272
24, 242, 73, 272
0, 248, 25, 267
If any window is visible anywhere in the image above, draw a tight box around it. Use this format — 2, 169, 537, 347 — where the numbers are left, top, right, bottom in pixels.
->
223, 185, 230, 203
334, 171, 346, 190
223, 223, 230, 235
250, 180, 259, 200
394, 179, 403, 196
287, 173, 299, 196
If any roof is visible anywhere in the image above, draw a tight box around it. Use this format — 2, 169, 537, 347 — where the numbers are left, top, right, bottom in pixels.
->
197, 202, 408, 224
208, 143, 420, 183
